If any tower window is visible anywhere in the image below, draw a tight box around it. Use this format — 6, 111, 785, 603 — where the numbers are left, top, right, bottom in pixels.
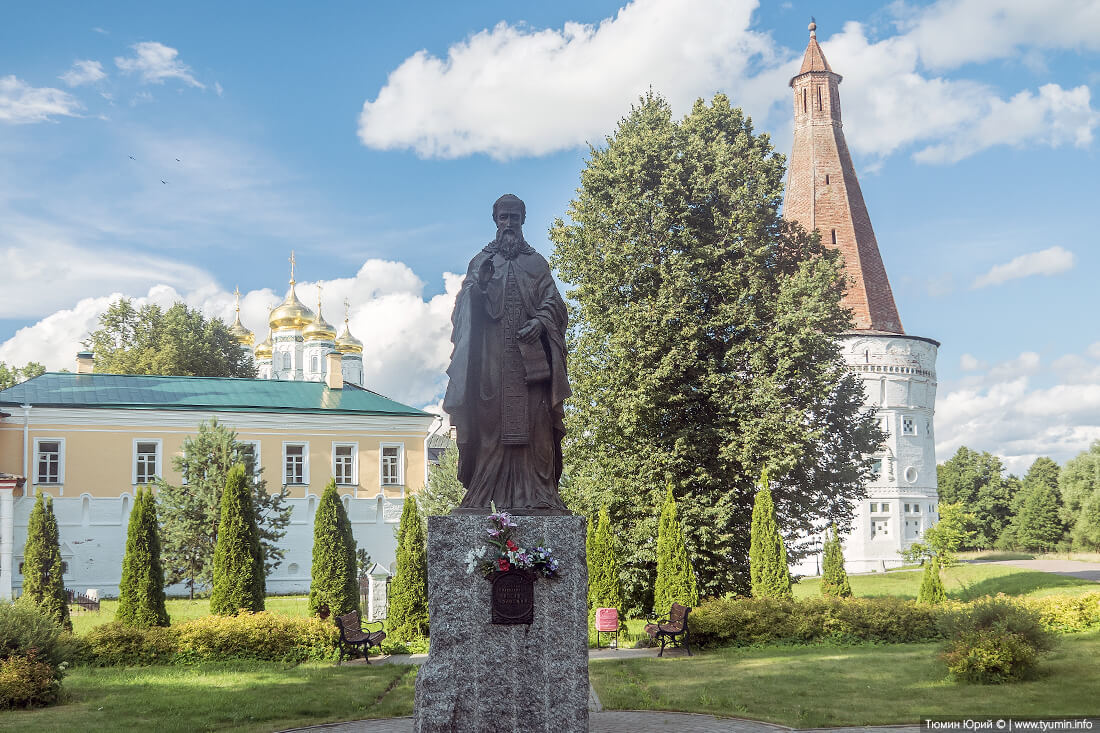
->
830, 229, 837, 244
824, 174, 830, 185
802, 88, 807, 113
817, 86, 823, 111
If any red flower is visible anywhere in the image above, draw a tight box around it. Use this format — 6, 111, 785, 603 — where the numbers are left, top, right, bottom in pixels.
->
498, 558, 510, 572
506, 540, 518, 551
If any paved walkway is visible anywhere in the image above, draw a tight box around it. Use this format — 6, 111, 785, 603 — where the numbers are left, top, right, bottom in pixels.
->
979, 557, 1100, 582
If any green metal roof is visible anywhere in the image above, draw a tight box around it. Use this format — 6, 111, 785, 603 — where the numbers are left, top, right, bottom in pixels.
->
0, 373, 431, 417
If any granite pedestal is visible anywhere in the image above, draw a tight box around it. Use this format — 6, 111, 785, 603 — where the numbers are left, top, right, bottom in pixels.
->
413, 514, 589, 733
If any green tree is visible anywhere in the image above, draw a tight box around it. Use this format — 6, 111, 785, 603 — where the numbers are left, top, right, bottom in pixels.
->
903, 502, 973, 568
0, 361, 45, 390
157, 419, 290, 597
116, 487, 170, 627
209, 464, 265, 615
309, 479, 360, 618
916, 556, 946, 604
584, 513, 597, 609
749, 470, 792, 599
549, 91, 881, 604
417, 442, 465, 518
388, 496, 428, 640
18, 493, 71, 632
1003, 457, 1064, 552
653, 486, 698, 611
84, 298, 255, 377
820, 523, 852, 598
937, 446, 1018, 548
588, 506, 625, 628
1059, 441, 1100, 550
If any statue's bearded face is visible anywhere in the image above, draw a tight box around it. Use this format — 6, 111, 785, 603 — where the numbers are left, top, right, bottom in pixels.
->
494, 204, 525, 258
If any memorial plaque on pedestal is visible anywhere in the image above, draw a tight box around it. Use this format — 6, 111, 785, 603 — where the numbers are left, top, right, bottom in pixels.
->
490, 570, 535, 624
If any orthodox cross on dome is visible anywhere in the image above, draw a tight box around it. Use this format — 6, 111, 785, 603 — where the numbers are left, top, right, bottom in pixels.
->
343, 297, 351, 325
289, 250, 296, 284
233, 286, 242, 314
316, 283, 324, 312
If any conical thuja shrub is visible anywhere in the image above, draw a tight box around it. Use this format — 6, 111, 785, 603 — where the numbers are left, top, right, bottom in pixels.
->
820, 523, 852, 598
309, 478, 360, 618
20, 493, 71, 632
654, 485, 698, 611
749, 468, 792, 599
210, 464, 265, 615
117, 487, 170, 626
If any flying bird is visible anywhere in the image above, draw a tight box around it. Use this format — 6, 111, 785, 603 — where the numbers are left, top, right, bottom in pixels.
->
161, 180, 168, 184
175, 158, 181, 162
128, 155, 135, 160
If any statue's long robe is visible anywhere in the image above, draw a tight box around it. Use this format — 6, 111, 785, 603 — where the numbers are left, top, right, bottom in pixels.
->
443, 243, 570, 513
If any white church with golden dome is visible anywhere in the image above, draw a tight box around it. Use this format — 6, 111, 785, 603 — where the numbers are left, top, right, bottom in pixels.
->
227, 252, 366, 388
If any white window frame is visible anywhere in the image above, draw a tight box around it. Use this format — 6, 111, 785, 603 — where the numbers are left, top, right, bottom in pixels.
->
132, 438, 163, 485
902, 415, 916, 436
871, 458, 883, 479
871, 519, 890, 539
283, 442, 309, 485
33, 437, 65, 486
380, 442, 404, 487
311, 354, 320, 373
332, 442, 359, 486
239, 440, 262, 480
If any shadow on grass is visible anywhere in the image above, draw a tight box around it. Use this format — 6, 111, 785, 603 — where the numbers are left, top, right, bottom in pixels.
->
952, 570, 1097, 601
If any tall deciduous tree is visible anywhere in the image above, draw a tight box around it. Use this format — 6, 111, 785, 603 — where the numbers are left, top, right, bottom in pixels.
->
936, 446, 1018, 549
1059, 442, 1100, 550
18, 493, 71, 632
388, 496, 428, 640
749, 471, 792, 599
820, 524, 852, 598
549, 91, 880, 603
210, 464, 265, 615
903, 502, 973, 568
117, 487, 170, 627
309, 479, 360, 618
653, 486, 698, 612
157, 419, 290, 597
1002, 457, 1064, 552
0, 361, 45, 390
84, 298, 255, 377
417, 443, 465, 519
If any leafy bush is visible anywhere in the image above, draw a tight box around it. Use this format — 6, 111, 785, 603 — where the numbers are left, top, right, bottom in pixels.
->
1023, 592, 1100, 633
939, 596, 1055, 684
0, 602, 76, 672
690, 596, 943, 648
174, 612, 338, 664
80, 622, 178, 667
0, 650, 61, 709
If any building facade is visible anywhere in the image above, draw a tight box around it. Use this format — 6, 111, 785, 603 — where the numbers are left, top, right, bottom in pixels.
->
783, 22, 940, 572
0, 371, 434, 599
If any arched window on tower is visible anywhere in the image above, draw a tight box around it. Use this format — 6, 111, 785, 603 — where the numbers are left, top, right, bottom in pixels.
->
802, 88, 807, 113
311, 354, 319, 373
282, 353, 291, 370
831, 229, 837, 244
817, 86, 823, 111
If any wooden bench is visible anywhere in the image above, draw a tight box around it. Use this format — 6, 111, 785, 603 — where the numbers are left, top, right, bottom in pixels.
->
644, 602, 692, 657
335, 610, 387, 664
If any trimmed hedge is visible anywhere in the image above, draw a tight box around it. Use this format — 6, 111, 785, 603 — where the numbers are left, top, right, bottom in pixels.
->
690, 592, 1100, 650
79, 612, 339, 666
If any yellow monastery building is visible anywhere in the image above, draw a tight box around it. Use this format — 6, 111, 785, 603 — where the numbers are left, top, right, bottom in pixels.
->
0, 269, 436, 600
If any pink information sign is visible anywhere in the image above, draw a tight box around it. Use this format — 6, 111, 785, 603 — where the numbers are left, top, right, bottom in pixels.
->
594, 607, 619, 632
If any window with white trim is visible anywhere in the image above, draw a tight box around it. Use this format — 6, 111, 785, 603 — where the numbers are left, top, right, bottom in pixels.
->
902, 416, 916, 435
34, 439, 64, 485
134, 440, 161, 485
871, 519, 890, 538
870, 502, 878, 513
311, 354, 320, 373
871, 458, 883, 479
333, 443, 357, 486
284, 443, 308, 485
381, 443, 404, 486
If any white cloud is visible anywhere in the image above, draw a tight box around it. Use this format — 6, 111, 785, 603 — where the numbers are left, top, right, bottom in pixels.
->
115, 42, 204, 88
0, 76, 82, 123
0, 261, 463, 409
214, 81, 224, 97
937, 347, 1100, 474
971, 246, 1076, 288
358, 0, 778, 159
356, 0, 1099, 165
60, 60, 106, 87
959, 353, 985, 371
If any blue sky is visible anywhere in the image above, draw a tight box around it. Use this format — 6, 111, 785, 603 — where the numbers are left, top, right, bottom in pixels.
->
1, 0, 1098, 473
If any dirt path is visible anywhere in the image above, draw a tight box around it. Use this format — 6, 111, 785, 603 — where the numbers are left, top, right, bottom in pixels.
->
981, 558, 1100, 582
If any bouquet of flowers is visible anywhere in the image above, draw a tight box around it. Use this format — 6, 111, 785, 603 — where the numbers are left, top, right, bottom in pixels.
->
464, 510, 560, 578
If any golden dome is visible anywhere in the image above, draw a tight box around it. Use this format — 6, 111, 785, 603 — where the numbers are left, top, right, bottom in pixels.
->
303, 293, 337, 342
336, 319, 364, 354
269, 281, 314, 330
227, 287, 254, 346
254, 330, 273, 359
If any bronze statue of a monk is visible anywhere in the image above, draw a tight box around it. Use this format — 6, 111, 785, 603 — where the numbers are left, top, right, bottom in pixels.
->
444, 194, 571, 515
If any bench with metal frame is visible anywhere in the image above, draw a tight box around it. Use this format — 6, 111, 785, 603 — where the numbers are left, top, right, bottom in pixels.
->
335, 610, 386, 664
643, 602, 692, 657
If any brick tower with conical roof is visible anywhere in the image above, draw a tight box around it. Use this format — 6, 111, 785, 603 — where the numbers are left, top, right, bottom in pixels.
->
784, 21, 941, 573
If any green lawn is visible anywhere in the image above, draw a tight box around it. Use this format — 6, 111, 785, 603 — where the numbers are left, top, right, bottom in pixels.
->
70, 595, 312, 636
0, 661, 415, 733
794, 563, 1099, 601
590, 630, 1100, 727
